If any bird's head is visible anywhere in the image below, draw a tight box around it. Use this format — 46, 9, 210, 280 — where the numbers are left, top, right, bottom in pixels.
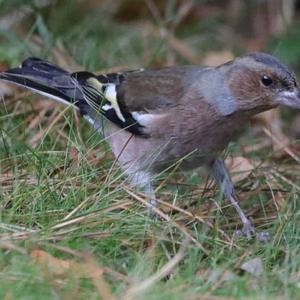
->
224, 52, 300, 113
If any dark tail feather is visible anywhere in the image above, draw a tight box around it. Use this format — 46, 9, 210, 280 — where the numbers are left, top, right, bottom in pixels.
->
0, 57, 84, 108
0, 58, 147, 136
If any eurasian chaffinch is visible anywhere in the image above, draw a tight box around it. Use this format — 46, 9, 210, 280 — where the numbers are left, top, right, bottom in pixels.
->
1, 52, 299, 239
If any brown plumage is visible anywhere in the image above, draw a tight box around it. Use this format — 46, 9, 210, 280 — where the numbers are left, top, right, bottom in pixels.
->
1, 52, 299, 239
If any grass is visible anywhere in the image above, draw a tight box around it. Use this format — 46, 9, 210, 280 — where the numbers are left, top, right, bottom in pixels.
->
1, 1, 300, 299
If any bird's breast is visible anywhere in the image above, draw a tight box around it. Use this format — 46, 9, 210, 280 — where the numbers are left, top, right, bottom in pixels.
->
160, 102, 247, 171
102, 102, 247, 175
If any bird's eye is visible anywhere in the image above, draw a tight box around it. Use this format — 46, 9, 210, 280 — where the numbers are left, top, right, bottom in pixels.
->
261, 75, 273, 86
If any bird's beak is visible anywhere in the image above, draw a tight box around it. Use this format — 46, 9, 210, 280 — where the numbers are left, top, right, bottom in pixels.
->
276, 89, 300, 109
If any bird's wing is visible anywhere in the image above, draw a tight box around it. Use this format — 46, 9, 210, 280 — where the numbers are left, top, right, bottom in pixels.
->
116, 65, 206, 111
102, 65, 212, 129
0, 57, 208, 137
70, 65, 208, 137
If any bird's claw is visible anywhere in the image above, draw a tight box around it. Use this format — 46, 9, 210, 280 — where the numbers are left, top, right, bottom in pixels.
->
235, 220, 270, 243
235, 220, 255, 239
146, 198, 159, 219
255, 231, 270, 243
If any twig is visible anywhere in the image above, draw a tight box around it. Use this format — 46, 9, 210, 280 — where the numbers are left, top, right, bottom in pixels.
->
263, 126, 300, 164
123, 237, 190, 300
154, 197, 234, 246
123, 187, 209, 255
83, 252, 115, 300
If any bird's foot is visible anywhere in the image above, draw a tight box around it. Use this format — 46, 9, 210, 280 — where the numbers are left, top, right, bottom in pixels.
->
148, 198, 157, 208
235, 220, 255, 239
146, 198, 158, 218
255, 231, 270, 243
235, 220, 270, 243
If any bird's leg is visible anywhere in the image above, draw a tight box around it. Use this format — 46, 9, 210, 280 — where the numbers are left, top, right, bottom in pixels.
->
143, 180, 157, 209
210, 158, 256, 239
129, 171, 157, 210
139, 178, 159, 220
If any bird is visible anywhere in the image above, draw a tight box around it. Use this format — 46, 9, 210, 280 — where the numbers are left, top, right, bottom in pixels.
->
0, 52, 299, 239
